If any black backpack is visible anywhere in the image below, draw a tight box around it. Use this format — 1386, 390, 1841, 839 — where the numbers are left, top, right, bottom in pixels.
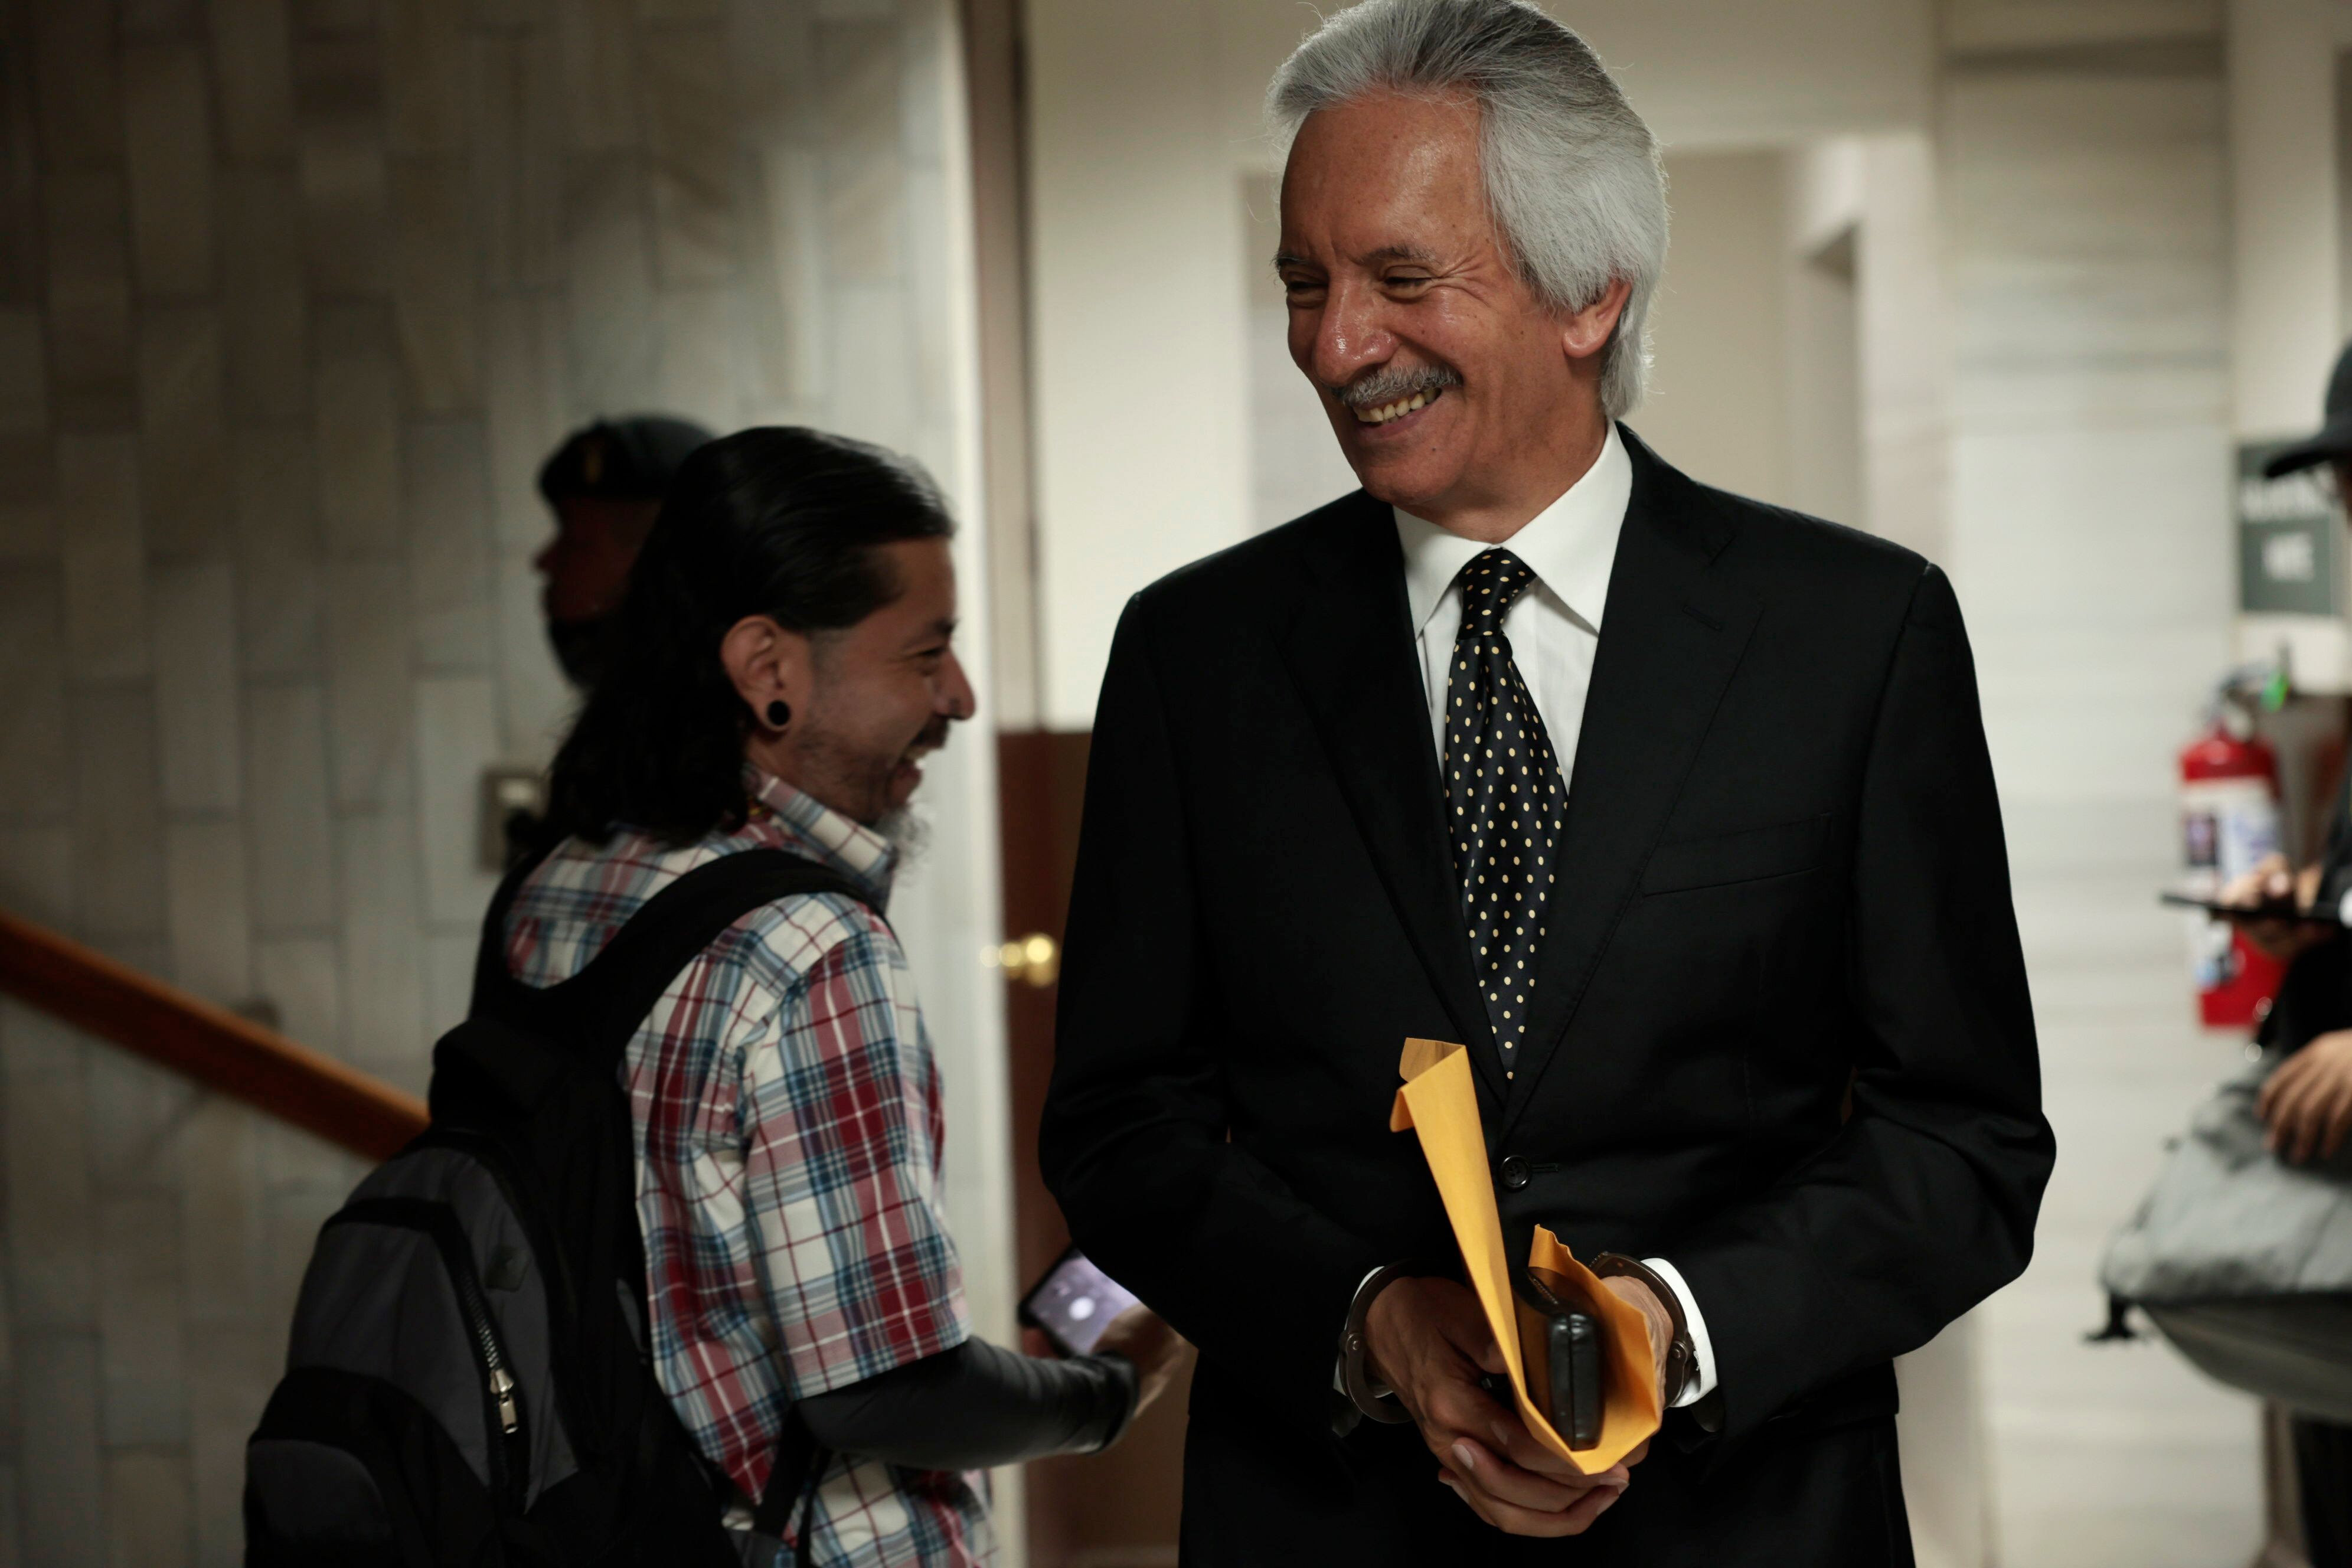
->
245, 848, 868, 1566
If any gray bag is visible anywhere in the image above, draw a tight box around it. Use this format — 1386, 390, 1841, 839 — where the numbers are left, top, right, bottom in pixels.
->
2099, 1050, 2352, 1423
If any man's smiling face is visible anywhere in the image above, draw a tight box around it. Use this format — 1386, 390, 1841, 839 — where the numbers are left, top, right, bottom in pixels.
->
792, 537, 972, 827
1277, 89, 1594, 526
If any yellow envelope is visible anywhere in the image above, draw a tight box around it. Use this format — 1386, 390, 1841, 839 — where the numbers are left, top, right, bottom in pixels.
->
1390, 1037, 1661, 1473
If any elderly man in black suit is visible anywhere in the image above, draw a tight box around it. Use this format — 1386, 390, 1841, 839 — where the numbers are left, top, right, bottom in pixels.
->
1039, 1, 2054, 1562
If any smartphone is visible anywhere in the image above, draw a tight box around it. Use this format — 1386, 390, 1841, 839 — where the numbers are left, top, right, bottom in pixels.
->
2159, 890, 2346, 927
1017, 1245, 1141, 1357
1513, 1267, 1603, 1450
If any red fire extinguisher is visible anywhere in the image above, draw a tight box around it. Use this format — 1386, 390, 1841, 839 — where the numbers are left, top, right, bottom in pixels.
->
2179, 696, 2285, 1029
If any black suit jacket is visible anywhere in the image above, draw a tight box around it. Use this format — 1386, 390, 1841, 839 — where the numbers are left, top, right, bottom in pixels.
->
1040, 432, 2053, 1563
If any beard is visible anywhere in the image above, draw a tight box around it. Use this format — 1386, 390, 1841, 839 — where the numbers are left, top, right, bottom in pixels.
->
795, 714, 953, 834
876, 805, 930, 868
876, 719, 953, 870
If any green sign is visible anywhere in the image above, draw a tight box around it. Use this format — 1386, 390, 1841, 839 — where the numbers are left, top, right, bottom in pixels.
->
2239, 440, 2341, 617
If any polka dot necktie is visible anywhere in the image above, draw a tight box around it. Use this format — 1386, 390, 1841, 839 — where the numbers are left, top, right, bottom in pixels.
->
1443, 549, 1565, 1070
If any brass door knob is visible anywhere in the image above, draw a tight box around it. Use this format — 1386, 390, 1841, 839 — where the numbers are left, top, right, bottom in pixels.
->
985, 933, 1060, 987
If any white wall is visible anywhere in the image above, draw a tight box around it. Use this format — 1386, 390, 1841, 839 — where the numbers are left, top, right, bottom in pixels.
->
1939, 20, 2262, 1565
1784, 141, 1867, 530
1023, 0, 1252, 729
1854, 132, 1953, 565
2232, 0, 2340, 438
1208, 0, 1934, 165
2229, 0, 2349, 688
1633, 152, 1794, 502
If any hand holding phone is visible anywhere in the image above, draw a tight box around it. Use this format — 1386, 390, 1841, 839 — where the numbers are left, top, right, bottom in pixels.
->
2159, 890, 2344, 927
1018, 1247, 1187, 1420
1018, 1245, 1143, 1357
1090, 1301, 1187, 1420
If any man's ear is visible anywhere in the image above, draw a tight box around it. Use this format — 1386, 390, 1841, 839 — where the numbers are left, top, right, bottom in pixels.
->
1561, 277, 1634, 367
720, 615, 812, 721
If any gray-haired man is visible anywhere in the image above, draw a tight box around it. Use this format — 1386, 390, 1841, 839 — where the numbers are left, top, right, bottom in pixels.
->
1040, 1, 2052, 1562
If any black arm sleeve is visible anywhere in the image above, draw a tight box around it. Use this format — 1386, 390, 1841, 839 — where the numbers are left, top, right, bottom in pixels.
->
793, 1339, 1137, 1472
2270, 771, 2352, 1053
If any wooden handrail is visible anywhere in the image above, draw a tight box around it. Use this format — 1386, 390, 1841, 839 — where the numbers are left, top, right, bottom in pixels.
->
0, 909, 427, 1161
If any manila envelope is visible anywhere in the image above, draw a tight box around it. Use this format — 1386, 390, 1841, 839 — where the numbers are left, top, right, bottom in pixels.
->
1390, 1036, 1662, 1474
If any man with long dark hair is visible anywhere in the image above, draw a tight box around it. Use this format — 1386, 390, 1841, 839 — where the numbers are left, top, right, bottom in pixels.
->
516, 427, 1181, 1566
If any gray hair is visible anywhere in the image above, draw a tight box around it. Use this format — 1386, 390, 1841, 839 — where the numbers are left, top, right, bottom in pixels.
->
1268, 0, 1668, 418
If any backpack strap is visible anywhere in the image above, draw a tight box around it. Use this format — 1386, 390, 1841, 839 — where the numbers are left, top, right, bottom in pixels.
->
473, 844, 862, 1556
473, 846, 879, 1064
753, 1416, 825, 1562
469, 838, 557, 1018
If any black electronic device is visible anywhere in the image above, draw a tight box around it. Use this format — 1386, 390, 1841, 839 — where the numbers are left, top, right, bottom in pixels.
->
1513, 1267, 1603, 1450
2159, 890, 2346, 928
1018, 1244, 1141, 1357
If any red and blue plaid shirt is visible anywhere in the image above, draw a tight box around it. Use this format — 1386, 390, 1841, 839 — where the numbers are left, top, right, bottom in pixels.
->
502, 772, 988, 1566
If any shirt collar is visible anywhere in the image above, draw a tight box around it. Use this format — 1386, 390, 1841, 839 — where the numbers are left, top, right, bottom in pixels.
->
743, 768, 898, 910
1393, 421, 1632, 638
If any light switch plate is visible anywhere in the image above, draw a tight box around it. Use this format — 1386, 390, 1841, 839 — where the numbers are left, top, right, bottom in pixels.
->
479, 765, 549, 871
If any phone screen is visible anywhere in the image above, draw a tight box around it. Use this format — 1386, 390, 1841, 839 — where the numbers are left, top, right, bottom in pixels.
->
1019, 1248, 1140, 1356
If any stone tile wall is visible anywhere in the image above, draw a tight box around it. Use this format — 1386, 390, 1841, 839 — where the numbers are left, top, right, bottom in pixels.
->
0, 1, 965, 1562
1939, 14, 2267, 1566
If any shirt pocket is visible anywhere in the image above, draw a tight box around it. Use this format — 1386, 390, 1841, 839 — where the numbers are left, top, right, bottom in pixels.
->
1640, 813, 1831, 896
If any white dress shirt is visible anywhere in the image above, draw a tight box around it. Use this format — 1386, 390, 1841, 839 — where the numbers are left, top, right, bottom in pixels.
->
1389, 423, 1719, 1409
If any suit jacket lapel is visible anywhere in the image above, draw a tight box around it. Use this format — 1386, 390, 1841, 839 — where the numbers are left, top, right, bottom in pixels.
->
1502, 434, 1761, 1137
1278, 494, 1508, 1112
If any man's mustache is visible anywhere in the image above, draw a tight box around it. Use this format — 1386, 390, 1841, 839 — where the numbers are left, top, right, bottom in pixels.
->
907, 717, 952, 757
1329, 362, 1462, 410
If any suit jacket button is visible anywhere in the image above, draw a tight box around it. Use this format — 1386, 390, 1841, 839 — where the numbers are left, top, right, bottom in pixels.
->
1498, 1156, 1530, 1191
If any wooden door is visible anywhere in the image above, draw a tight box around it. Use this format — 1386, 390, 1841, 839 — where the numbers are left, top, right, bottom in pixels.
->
997, 731, 1190, 1568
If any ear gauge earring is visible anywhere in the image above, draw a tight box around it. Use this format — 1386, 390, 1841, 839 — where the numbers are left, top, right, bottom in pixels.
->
765, 700, 790, 730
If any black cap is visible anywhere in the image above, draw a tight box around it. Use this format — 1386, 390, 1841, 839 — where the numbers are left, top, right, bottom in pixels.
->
537, 415, 716, 505
2262, 341, 2352, 478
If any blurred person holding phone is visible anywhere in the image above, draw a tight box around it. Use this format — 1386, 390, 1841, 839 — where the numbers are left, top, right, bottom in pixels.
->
512, 427, 1182, 1567
2214, 338, 2352, 1568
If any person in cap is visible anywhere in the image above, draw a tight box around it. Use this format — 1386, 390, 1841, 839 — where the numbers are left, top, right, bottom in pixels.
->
2216, 338, 2352, 1568
537, 415, 717, 690
495, 416, 717, 866
517, 427, 1186, 1564
2261, 344, 2352, 494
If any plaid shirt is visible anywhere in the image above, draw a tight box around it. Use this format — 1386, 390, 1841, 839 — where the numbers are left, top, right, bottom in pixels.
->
502, 773, 988, 1567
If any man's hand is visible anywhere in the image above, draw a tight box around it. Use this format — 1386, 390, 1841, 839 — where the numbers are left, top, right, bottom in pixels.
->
1093, 1304, 1191, 1419
1595, 1275, 1674, 1409
2258, 1028, 2352, 1164
2218, 853, 2332, 964
1363, 1276, 1638, 1536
